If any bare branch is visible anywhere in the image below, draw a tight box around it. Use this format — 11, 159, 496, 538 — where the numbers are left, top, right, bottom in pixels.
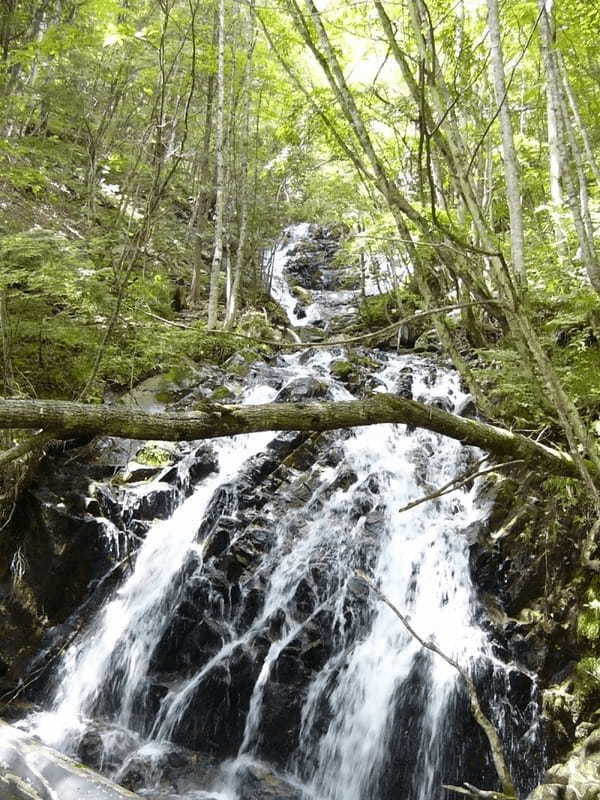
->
354, 571, 517, 798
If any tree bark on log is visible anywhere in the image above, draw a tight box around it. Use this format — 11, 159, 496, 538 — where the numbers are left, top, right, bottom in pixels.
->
0, 394, 592, 481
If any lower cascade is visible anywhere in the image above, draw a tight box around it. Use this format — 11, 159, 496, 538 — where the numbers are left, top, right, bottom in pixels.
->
13, 226, 542, 799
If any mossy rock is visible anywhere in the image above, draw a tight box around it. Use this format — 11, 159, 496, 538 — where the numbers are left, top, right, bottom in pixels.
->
330, 360, 356, 380
291, 285, 313, 305
210, 385, 234, 402
350, 352, 380, 371
414, 328, 442, 353
236, 310, 281, 342
223, 353, 250, 378
135, 443, 175, 467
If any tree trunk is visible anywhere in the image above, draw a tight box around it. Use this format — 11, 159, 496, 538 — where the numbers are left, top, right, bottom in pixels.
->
206, 0, 226, 329
225, 77, 251, 327
486, 0, 527, 290
0, 393, 594, 482
190, 11, 217, 305
558, 53, 600, 189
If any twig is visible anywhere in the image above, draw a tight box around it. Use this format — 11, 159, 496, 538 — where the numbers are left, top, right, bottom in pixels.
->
397, 459, 524, 514
131, 299, 503, 352
443, 784, 515, 799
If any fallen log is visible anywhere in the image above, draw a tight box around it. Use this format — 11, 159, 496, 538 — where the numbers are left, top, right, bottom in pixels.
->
0, 393, 590, 481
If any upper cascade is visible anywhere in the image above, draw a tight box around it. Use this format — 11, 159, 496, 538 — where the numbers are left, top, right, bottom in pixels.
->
268, 223, 363, 333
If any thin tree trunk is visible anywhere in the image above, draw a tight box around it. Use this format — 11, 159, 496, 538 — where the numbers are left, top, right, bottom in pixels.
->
486, 0, 527, 290
190, 11, 217, 304
0, 290, 14, 396
558, 53, 600, 189
537, 0, 568, 263
538, 0, 600, 293
225, 43, 252, 328
206, 0, 226, 329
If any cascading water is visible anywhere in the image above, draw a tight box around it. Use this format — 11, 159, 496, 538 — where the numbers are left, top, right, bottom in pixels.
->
27, 382, 280, 751
18, 224, 542, 800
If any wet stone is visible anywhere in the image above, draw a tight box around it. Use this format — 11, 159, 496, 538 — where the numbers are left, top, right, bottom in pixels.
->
125, 482, 176, 521
275, 377, 329, 402
203, 516, 240, 560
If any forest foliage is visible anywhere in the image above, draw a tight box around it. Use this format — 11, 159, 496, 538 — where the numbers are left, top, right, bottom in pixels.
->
0, 0, 599, 448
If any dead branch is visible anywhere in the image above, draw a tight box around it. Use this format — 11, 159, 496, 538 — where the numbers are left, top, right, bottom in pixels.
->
354, 571, 517, 799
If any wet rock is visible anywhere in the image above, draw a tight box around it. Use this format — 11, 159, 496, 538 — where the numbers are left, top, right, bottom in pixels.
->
528, 728, 600, 800
118, 465, 163, 484
189, 445, 219, 484
203, 516, 240, 560
329, 359, 355, 381
172, 644, 259, 755
395, 367, 413, 398
267, 431, 309, 458
125, 482, 176, 521
224, 352, 251, 378
0, 721, 141, 799
275, 377, 329, 402
236, 763, 304, 800
396, 323, 420, 348
215, 527, 277, 583
239, 583, 266, 628
256, 681, 305, 767
414, 328, 442, 353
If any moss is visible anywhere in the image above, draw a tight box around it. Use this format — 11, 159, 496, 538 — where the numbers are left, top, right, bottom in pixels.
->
357, 289, 421, 329
574, 657, 600, 701
577, 579, 600, 642
330, 360, 355, 380
210, 385, 234, 402
135, 444, 174, 467
291, 285, 312, 304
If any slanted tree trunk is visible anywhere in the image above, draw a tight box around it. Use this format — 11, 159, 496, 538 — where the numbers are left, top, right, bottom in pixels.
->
206, 0, 226, 329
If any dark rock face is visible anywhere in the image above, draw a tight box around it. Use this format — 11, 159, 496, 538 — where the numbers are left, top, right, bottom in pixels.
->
0, 427, 219, 698
275, 377, 329, 403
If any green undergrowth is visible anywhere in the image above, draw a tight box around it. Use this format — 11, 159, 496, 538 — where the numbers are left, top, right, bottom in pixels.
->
473, 287, 600, 431
573, 579, 600, 706
0, 135, 275, 399
357, 288, 421, 328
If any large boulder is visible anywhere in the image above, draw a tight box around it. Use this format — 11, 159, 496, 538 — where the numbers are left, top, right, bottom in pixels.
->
0, 720, 142, 799
528, 729, 600, 799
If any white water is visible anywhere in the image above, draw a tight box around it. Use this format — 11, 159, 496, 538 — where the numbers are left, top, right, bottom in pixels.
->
26, 382, 279, 750
217, 355, 490, 800
269, 223, 313, 326
20, 224, 536, 799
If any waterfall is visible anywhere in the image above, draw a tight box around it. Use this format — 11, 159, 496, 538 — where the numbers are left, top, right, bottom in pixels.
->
19, 224, 541, 800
